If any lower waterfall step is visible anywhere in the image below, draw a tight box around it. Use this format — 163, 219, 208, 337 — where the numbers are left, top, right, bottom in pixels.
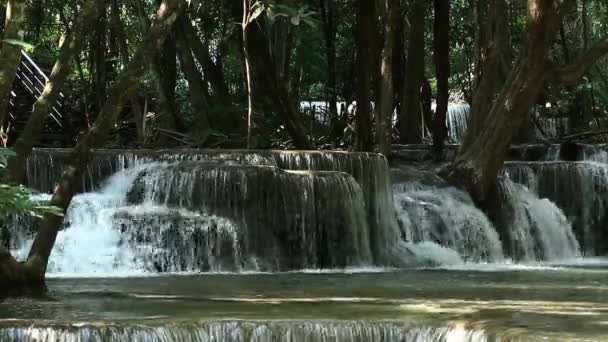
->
0, 321, 507, 342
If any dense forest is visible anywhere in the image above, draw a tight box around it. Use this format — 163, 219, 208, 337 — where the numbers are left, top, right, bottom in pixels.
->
1, 0, 607, 151
2, 0, 608, 294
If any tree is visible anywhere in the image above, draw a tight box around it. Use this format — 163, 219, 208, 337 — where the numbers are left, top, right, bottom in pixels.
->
7, 0, 108, 184
0, 0, 27, 133
400, 0, 426, 144
353, 0, 376, 151
432, 0, 450, 156
0, 0, 185, 295
377, 0, 398, 156
443, 0, 608, 206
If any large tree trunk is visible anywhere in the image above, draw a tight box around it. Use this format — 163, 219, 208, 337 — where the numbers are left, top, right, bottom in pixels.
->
247, 20, 313, 150
176, 16, 210, 130
442, 0, 608, 206
92, 4, 108, 113
461, 0, 503, 151
319, 0, 341, 141
7, 0, 108, 184
377, 0, 397, 156
112, 0, 145, 142
0, 0, 184, 293
400, 0, 426, 144
180, 14, 230, 99
432, 0, 450, 156
0, 0, 27, 129
353, 0, 375, 151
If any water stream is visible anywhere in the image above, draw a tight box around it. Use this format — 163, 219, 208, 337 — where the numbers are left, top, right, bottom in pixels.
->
3, 148, 608, 341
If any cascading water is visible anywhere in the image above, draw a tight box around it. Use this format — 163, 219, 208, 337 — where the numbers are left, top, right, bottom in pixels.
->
504, 161, 608, 255
497, 179, 581, 261
0, 321, 498, 342
393, 182, 504, 263
446, 103, 470, 143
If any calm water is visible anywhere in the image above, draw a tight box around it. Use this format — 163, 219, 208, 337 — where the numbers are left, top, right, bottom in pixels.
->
2, 260, 608, 341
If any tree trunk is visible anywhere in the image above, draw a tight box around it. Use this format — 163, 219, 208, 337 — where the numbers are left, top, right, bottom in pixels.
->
92, 4, 108, 113
181, 14, 230, 99
7, 0, 108, 185
432, 0, 450, 157
319, 0, 341, 141
247, 19, 313, 150
112, 0, 145, 142
353, 0, 375, 151
13, 0, 185, 287
0, 0, 27, 129
176, 17, 210, 131
443, 0, 579, 205
153, 30, 180, 142
377, 0, 397, 156
400, 0, 426, 144
461, 0, 502, 151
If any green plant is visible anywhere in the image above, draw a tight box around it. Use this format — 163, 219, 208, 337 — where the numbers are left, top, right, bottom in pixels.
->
0, 149, 62, 218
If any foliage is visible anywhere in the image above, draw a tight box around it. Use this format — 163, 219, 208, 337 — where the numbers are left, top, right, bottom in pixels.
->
0, 150, 62, 218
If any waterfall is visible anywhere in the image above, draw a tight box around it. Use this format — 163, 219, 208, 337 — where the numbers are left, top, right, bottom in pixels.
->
504, 161, 608, 255
15, 162, 376, 273
446, 103, 470, 143
497, 179, 581, 261
126, 162, 374, 271
0, 321, 499, 342
393, 182, 504, 263
272, 151, 402, 265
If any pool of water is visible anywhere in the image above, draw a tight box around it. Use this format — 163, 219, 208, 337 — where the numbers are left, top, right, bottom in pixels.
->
2, 260, 608, 341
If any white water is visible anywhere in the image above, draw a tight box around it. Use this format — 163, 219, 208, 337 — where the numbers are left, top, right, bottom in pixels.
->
499, 179, 581, 261
18, 164, 162, 277
393, 183, 504, 263
446, 103, 470, 143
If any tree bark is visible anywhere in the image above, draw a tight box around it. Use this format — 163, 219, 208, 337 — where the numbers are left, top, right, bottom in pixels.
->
319, 0, 340, 141
180, 14, 230, 99
443, 0, 577, 205
247, 19, 313, 150
461, 0, 503, 151
400, 0, 426, 144
7, 0, 108, 185
377, 0, 397, 156
0, 0, 27, 129
353, 0, 375, 151
432, 0, 450, 157
111, 0, 145, 142
21, 0, 185, 281
92, 4, 108, 113
176, 16, 210, 131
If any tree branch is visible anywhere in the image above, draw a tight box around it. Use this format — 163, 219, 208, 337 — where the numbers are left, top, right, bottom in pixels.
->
550, 37, 608, 86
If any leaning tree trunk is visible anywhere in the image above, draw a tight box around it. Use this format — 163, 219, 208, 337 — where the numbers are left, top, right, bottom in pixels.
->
0, 0, 27, 130
0, 0, 185, 293
432, 0, 450, 157
377, 0, 397, 156
460, 0, 503, 152
443, 0, 608, 206
7, 0, 108, 185
400, 0, 426, 144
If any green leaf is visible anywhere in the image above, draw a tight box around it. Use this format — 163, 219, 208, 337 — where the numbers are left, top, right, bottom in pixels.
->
1, 39, 35, 52
290, 16, 300, 26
